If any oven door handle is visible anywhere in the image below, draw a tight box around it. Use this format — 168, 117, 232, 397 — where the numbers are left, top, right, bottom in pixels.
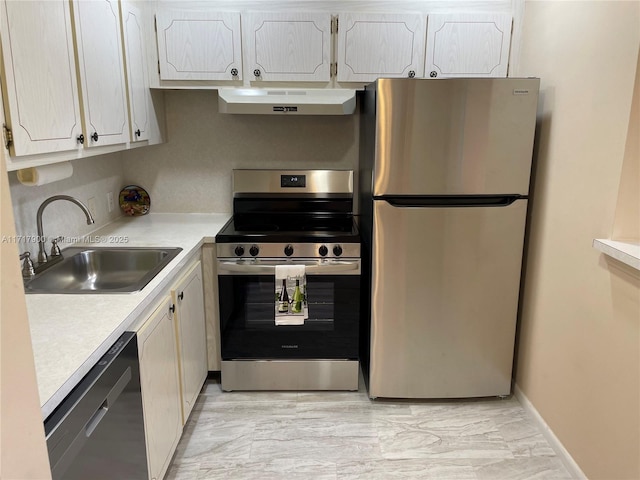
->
217, 260, 361, 275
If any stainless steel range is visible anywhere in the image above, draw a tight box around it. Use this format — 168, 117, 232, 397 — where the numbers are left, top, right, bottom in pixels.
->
215, 170, 361, 391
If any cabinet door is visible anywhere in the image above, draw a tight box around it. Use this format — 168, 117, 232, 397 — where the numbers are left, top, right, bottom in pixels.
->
337, 13, 426, 83
425, 13, 512, 78
172, 261, 207, 425
72, 0, 129, 147
243, 12, 331, 83
0, 0, 82, 156
156, 9, 242, 81
202, 245, 221, 371
138, 297, 182, 480
121, 2, 149, 142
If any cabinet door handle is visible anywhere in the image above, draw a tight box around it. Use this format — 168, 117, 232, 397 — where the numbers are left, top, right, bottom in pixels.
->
135, 129, 141, 137
178, 292, 184, 301
253, 68, 261, 77
91, 132, 99, 142
169, 304, 175, 314
230, 68, 238, 77
77, 134, 85, 144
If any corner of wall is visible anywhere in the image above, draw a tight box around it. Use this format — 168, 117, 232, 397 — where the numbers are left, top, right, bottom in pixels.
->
613, 46, 640, 241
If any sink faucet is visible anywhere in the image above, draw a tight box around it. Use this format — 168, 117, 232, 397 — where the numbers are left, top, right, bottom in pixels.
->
36, 195, 95, 263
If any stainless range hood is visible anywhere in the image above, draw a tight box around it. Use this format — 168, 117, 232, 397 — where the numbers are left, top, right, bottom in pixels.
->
218, 88, 357, 115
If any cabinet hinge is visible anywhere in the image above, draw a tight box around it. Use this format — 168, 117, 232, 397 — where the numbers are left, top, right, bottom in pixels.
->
154, 15, 157, 33
158, 60, 160, 74
331, 17, 338, 34
3, 124, 13, 149
331, 63, 338, 77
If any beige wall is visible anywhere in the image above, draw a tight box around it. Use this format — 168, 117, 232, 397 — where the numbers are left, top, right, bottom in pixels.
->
121, 90, 359, 214
613, 47, 640, 242
1, 144, 51, 478
514, 2, 640, 479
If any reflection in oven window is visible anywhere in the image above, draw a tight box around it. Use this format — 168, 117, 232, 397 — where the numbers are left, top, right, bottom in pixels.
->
245, 281, 335, 330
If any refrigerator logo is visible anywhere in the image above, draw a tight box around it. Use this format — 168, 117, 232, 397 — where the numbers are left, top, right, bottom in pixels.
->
273, 106, 298, 112
281, 344, 299, 349
513, 89, 530, 95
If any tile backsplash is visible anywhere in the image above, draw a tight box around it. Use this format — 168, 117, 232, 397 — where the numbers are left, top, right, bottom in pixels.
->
8, 153, 125, 255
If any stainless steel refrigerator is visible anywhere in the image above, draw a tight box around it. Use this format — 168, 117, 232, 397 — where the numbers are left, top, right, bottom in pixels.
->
358, 77, 539, 399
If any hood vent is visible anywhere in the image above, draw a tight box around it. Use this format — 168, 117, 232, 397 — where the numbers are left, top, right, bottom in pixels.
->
218, 88, 356, 115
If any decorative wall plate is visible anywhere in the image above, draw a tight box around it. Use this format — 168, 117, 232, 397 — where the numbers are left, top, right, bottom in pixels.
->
119, 185, 150, 216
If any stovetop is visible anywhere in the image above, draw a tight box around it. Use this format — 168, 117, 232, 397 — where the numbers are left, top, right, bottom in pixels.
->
215, 169, 361, 258
216, 214, 360, 244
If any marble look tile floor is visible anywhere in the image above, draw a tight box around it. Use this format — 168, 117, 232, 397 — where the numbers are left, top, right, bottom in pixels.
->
166, 375, 573, 480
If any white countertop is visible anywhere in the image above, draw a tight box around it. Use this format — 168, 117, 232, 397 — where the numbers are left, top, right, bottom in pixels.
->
26, 213, 230, 419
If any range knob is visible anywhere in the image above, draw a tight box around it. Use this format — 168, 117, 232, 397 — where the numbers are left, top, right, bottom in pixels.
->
333, 245, 343, 256
249, 245, 260, 256
234, 245, 245, 256
284, 244, 294, 256
318, 245, 328, 256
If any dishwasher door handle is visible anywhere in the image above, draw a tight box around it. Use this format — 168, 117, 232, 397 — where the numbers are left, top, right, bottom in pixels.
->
84, 403, 108, 438
85, 367, 132, 437
50, 367, 133, 478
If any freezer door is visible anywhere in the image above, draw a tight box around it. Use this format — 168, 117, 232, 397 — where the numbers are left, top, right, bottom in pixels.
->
371, 78, 539, 196
369, 199, 528, 398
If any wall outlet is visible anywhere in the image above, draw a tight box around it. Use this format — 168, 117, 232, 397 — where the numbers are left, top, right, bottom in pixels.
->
107, 192, 114, 213
87, 197, 97, 217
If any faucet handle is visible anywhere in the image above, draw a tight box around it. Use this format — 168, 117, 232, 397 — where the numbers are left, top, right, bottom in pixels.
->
50, 236, 63, 257
20, 251, 35, 278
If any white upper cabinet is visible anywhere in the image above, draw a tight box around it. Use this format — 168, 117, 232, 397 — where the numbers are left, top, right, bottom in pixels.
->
72, 0, 129, 147
243, 12, 332, 83
337, 13, 426, 83
121, 2, 150, 142
425, 13, 512, 78
0, 0, 83, 156
156, 8, 242, 81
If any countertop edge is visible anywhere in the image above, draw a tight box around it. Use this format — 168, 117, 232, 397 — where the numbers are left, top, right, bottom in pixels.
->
593, 238, 640, 272
34, 213, 230, 419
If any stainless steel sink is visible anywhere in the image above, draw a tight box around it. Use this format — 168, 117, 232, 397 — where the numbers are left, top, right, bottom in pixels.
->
24, 247, 183, 294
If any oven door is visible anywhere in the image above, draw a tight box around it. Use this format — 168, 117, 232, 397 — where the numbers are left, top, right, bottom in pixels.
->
217, 258, 360, 360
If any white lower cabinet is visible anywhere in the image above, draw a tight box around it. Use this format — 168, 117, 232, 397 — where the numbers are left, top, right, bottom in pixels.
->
202, 245, 221, 371
171, 260, 208, 425
137, 258, 208, 480
138, 296, 182, 480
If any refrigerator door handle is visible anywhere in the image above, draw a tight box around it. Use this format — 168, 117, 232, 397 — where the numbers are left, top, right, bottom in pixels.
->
378, 195, 525, 208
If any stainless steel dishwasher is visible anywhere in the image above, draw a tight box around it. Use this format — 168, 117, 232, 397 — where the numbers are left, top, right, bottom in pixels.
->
44, 332, 148, 480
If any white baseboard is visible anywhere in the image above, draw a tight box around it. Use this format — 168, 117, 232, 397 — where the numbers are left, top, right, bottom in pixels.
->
514, 384, 588, 480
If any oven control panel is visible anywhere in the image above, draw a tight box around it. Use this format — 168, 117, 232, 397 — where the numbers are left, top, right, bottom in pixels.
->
217, 242, 360, 259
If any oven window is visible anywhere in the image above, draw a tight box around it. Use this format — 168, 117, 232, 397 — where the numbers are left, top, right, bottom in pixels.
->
218, 275, 359, 359
245, 280, 334, 330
